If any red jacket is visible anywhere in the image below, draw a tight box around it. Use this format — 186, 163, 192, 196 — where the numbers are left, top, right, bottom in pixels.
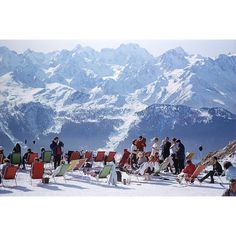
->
182, 163, 196, 177
135, 138, 146, 151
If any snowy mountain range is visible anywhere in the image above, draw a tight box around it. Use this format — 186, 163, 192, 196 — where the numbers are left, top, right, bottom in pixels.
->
0, 43, 236, 154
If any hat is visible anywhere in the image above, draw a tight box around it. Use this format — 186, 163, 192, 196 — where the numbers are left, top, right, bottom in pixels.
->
151, 137, 158, 142
0, 146, 3, 151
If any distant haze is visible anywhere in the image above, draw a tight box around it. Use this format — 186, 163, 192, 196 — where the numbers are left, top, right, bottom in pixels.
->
0, 40, 236, 58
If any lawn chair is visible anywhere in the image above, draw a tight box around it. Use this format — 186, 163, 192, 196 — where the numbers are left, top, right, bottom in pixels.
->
84, 151, 93, 161
42, 150, 53, 171
96, 165, 112, 183
10, 153, 21, 165
105, 151, 116, 163
26, 153, 38, 169
70, 151, 80, 161
52, 164, 70, 183
1, 165, 18, 187
190, 164, 205, 183
94, 151, 105, 162
30, 162, 44, 185
73, 158, 86, 172
67, 160, 79, 172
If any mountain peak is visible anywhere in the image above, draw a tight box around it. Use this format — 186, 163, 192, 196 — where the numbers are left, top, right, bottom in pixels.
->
166, 46, 188, 56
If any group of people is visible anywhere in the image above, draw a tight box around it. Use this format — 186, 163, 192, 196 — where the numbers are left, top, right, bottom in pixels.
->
1, 135, 236, 196
125, 135, 186, 175
0, 137, 64, 171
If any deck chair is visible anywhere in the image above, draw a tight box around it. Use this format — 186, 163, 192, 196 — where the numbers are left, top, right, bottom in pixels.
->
186, 152, 195, 161
1, 165, 18, 187
10, 153, 21, 165
84, 151, 93, 161
105, 151, 116, 163
96, 165, 112, 182
52, 164, 70, 182
66, 160, 79, 172
26, 153, 38, 168
30, 162, 44, 185
73, 158, 86, 172
70, 151, 80, 161
42, 151, 53, 171
189, 164, 205, 183
94, 151, 105, 162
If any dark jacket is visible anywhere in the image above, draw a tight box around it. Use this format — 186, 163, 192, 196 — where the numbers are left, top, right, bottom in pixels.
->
162, 141, 171, 158
176, 142, 185, 160
50, 141, 64, 156
213, 161, 223, 175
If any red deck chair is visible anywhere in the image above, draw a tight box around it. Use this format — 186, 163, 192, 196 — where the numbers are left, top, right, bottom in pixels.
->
30, 162, 44, 185
70, 151, 80, 161
190, 164, 205, 183
1, 165, 18, 187
84, 151, 93, 161
105, 151, 116, 162
26, 153, 38, 166
119, 149, 131, 168
94, 151, 105, 162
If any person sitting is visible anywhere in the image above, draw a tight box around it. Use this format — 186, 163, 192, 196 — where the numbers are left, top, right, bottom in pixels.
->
39, 147, 45, 160
199, 157, 223, 183
222, 179, 236, 196
137, 151, 147, 167
0, 158, 11, 184
22, 148, 33, 170
176, 159, 196, 184
223, 161, 236, 181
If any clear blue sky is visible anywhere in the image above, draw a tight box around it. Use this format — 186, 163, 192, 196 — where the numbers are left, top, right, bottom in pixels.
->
0, 40, 236, 58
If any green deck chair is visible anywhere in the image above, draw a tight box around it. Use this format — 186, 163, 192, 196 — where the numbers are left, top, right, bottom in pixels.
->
42, 151, 52, 163
96, 165, 112, 182
52, 163, 70, 182
11, 153, 21, 165
42, 151, 53, 172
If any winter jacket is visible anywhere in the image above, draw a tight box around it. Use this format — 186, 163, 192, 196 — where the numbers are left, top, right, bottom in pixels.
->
176, 143, 185, 160
182, 163, 196, 177
170, 143, 178, 155
213, 161, 223, 175
225, 166, 236, 181
50, 141, 64, 156
135, 138, 146, 151
162, 141, 171, 159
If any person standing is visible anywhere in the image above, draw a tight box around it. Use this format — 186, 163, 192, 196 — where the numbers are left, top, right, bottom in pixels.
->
170, 138, 179, 174
135, 136, 146, 152
176, 139, 185, 173
162, 137, 171, 160
50, 137, 64, 169
150, 137, 159, 159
